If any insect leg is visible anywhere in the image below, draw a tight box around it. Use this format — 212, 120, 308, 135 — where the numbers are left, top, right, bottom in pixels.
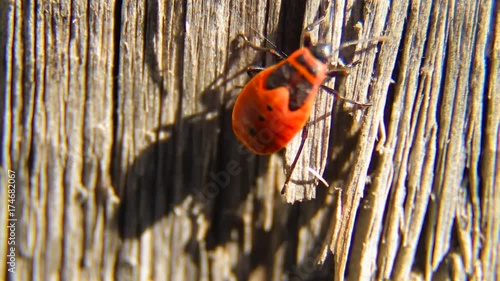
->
326, 37, 390, 77
246, 66, 265, 77
337, 36, 391, 52
326, 61, 361, 77
281, 125, 309, 194
323, 61, 372, 106
236, 34, 286, 60
320, 85, 372, 107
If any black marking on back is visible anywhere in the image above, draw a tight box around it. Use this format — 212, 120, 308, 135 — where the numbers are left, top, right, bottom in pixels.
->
266, 62, 313, 111
266, 62, 293, 89
295, 54, 318, 76
249, 127, 257, 136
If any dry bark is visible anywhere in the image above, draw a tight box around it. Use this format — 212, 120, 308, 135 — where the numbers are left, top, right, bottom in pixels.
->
1, 0, 498, 280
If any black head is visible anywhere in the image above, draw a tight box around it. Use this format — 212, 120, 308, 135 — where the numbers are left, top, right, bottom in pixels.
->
301, 18, 332, 64
309, 43, 332, 63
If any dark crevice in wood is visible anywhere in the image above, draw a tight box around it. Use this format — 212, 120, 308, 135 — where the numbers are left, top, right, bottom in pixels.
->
111, 0, 122, 194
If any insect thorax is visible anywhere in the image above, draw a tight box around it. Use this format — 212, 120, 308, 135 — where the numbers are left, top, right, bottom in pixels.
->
265, 51, 324, 111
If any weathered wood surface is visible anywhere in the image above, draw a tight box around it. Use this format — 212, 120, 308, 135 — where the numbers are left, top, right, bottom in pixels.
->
1, 0, 498, 280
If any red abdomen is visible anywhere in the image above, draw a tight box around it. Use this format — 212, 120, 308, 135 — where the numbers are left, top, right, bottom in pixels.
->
232, 48, 327, 154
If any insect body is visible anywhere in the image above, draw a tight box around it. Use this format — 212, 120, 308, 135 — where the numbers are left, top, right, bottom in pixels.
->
232, 19, 381, 194
232, 33, 333, 154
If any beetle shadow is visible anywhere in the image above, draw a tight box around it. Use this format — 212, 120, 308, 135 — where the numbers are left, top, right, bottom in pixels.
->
113, 32, 268, 239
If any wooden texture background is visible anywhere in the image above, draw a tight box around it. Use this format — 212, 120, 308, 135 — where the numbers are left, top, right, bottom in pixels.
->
1, 0, 499, 280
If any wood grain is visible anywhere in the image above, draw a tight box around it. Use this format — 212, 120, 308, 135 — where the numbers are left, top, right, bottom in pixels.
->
1, 0, 498, 280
